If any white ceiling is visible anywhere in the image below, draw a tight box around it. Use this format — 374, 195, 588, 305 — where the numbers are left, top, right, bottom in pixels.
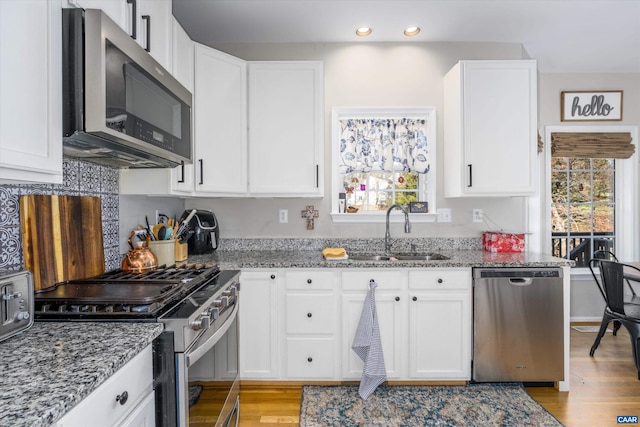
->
172, 0, 640, 73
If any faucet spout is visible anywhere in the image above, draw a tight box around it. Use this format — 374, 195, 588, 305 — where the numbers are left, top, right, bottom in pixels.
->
384, 204, 411, 254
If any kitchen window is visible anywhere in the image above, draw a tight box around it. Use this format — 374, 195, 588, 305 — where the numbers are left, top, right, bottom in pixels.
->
537, 126, 639, 268
330, 107, 436, 223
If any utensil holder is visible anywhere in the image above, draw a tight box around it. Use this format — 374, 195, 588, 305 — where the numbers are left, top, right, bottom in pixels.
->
148, 239, 176, 267
175, 240, 188, 262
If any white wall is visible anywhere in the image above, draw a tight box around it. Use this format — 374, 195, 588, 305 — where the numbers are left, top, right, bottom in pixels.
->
537, 73, 640, 320
184, 41, 530, 239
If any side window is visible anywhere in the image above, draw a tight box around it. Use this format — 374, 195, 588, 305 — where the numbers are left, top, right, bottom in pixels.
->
551, 157, 615, 267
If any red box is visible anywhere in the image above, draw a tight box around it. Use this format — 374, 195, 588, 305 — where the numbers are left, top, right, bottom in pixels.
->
482, 231, 525, 253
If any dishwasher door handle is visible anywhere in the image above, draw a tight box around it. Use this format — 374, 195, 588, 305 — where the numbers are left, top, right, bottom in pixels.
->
509, 277, 533, 286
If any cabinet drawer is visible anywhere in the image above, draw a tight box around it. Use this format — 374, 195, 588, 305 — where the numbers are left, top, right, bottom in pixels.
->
342, 270, 404, 291
285, 294, 334, 334
286, 270, 335, 290
286, 338, 335, 379
56, 345, 153, 427
408, 269, 470, 291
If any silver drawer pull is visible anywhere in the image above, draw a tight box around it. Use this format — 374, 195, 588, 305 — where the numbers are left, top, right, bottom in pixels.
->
116, 391, 129, 406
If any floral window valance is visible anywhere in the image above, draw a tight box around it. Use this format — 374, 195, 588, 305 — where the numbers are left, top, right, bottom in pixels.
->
338, 117, 430, 174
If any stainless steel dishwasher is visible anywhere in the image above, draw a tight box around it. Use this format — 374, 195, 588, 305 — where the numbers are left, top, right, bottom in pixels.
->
473, 268, 564, 382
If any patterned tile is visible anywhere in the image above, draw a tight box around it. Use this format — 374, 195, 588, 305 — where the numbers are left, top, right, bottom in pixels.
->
0, 226, 22, 270
102, 220, 120, 249
79, 162, 101, 194
101, 194, 119, 221
101, 166, 119, 195
104, 246, 122, 272
18, 184, 53, 196
0, 186, 20, 227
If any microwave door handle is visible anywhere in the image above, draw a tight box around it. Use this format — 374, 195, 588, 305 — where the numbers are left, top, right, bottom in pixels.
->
142, 15, 150, 52
126, 0, 137, 39
199, 159, 204, 185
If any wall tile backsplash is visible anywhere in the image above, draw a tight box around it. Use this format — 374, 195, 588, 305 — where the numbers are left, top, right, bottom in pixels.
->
0, 158, 120, 272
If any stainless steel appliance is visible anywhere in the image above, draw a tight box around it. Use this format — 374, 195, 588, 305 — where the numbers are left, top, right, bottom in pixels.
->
62, 8, 192, 168
0, 270, 34, 343
34, 264, 240, 427
473, 267, 564, 382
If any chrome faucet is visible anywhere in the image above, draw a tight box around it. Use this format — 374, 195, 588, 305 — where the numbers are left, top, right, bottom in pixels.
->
385, 204, 412, 254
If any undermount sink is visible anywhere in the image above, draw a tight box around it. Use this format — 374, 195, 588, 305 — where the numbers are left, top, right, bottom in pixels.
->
349, 253, 450, 261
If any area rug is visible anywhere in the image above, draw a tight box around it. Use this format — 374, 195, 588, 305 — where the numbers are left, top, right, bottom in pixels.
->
571, 325, 611, 333
299, 384, 564, 426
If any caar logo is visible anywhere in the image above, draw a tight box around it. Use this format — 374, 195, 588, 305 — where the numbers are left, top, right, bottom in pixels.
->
618, 415, 638, 424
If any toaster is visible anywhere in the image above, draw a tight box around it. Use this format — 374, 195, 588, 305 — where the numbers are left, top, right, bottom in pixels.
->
0, 270, 34, 342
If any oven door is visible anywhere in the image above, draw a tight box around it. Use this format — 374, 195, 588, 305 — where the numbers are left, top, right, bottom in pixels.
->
176, 302, 239, 427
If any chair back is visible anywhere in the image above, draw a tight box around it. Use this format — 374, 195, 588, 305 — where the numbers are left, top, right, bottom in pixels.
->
599, 260, 628, 315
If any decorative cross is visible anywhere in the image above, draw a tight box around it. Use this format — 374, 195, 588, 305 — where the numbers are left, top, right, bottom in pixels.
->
301, 205, 319, 230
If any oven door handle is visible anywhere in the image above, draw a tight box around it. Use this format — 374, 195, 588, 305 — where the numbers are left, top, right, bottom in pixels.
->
185, 302, 238, 368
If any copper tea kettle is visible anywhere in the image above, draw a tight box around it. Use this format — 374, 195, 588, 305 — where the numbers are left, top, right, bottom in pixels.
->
122, 231, 158, 272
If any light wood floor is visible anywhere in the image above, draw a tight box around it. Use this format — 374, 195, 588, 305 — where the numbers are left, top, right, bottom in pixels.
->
226, 322, 640, 426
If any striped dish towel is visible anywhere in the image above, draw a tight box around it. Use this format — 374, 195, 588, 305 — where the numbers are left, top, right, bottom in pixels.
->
351, 280, 387, 399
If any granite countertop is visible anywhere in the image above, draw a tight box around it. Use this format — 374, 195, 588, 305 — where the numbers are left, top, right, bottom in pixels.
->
0, 322, 163, 427
190, 249, 573, 270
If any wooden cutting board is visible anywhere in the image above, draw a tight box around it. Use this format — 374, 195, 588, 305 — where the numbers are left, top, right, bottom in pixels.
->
20, 195, 105, 290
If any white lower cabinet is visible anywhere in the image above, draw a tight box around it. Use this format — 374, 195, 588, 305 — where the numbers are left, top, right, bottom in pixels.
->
238, 270, 280, 379
282, 270, 338, 379
239, 268, 472, 381
341, 271, 405, 379
54, 345, 154, 427
408, 270, 471, 379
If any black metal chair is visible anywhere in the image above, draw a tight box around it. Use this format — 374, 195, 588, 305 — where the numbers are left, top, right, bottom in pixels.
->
589, 260, 640, 379
588, 251, 640, 336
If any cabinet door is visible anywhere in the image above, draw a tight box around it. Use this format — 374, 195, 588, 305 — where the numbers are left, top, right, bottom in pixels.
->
444, 60, 537, 197
238, 271, 279, 379
341, 290, 405, 380
169, 18, 195, 193
68, 0, 131, 34
137, 0, 172, 70
248, 62, 323, 197
0, 0, 62, 184
194, 44, 248, 194
119, 391, 156, 427
408, 292, 471, 379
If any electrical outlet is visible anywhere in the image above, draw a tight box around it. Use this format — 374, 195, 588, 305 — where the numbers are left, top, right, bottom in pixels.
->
437, 208, 452, 223
473, 209, 484, 223
279, 209, 288, 224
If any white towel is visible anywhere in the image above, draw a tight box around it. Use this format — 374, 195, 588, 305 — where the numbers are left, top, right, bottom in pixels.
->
351, 280, 387, 399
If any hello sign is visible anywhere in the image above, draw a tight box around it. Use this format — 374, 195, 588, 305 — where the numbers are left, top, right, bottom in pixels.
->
561, 90, 623, 121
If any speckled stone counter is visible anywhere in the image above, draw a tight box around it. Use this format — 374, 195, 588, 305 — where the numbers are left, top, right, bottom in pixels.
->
186, 237, 572, 269
0, 322, 163, 427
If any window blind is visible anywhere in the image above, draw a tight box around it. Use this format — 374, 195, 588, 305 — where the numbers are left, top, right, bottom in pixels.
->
551, 132, 634, 159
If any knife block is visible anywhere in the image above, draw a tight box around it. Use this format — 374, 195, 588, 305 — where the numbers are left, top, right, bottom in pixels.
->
175, 240, 188, 262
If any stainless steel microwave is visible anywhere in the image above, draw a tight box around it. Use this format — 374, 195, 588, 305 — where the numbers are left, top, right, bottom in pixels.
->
62, 8, 192, 168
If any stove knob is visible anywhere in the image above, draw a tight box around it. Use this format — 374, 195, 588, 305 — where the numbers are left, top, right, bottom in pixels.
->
190, 314, 211, 331
208, 307, 220, 321
15, 311, 30, 321
220, 296, 229, 307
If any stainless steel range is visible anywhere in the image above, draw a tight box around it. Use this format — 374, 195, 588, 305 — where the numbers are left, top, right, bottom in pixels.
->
34, 264, 241, 427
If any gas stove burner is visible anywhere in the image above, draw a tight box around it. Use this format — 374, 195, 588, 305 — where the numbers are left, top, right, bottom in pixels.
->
34, 263, 223, 320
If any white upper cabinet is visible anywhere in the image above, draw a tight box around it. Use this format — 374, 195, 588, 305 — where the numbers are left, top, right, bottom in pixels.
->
69, 0, 172, 69
444, 60, 538, 197
191, 44, 248, 195
137, 0, 172, 70
248, 62, 324, 197
68, 0, 132, 34
0, 0, 63, 184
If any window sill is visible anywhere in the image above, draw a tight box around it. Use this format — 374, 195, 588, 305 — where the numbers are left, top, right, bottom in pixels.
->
330, 212, 437, 223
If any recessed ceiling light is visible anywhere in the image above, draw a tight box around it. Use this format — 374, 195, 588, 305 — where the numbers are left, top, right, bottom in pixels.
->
356, 27, 372, 37
404, 26, 421, 36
